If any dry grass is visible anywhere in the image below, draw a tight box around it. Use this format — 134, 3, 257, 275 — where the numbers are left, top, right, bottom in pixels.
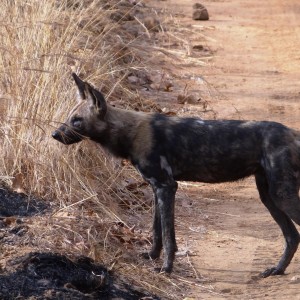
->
0, 1, 216, 298
0, 0, 136, 205
0, 0, 184, 298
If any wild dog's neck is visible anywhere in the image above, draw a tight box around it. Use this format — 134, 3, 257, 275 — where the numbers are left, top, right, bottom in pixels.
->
92, 105, 152, 160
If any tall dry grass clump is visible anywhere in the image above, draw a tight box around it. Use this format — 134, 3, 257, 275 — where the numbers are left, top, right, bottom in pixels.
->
0, 2, 213, 297
0, 2, 179, 295
0, 0, 139, 211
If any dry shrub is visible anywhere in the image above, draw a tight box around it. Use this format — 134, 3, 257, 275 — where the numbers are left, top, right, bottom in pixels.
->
0, 1, 201, 298
0, 0, 139, 207
0, 0, 180, 297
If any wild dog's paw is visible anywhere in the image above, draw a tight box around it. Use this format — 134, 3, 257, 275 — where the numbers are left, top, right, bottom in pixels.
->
260, 267, 284, 278
153, 267, 171, 275
159, 264, 173, 274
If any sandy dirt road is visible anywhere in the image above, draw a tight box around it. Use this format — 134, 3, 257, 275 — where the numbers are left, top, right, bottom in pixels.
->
148, 0, 300, 299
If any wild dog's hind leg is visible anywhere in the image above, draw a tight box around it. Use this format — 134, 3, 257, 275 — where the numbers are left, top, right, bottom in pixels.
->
270, 180, 300, 227
255, 172, 300, 277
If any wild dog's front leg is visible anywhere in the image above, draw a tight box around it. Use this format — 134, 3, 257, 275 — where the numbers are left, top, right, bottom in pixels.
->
153, 181, 178, 273
148, 191, 163, 259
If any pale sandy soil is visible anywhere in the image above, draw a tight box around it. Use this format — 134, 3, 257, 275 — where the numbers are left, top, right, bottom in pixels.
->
147, 0, 300, 299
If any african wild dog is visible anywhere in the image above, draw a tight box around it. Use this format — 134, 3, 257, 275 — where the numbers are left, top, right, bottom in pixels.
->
52, 73, 300, 276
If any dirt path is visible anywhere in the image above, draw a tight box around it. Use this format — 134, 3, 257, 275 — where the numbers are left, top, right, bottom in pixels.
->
1, 1, 300, 299
148, 0, 300, 299
205, 0, 300, 124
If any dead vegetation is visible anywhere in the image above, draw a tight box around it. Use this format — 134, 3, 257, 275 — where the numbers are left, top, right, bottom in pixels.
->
0, 0, 216, 298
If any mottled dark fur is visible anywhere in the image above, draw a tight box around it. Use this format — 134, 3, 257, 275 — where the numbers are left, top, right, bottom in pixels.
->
52, 74, 300, 276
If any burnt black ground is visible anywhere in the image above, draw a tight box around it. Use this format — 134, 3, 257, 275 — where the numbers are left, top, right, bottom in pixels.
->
0, 252, 158, 300
0, 188, 159, 300
0, 188, 50, 247
0, 188, 49, 217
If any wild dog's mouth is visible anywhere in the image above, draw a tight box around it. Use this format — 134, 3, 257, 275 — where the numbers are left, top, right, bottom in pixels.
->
52, 126, 84, 145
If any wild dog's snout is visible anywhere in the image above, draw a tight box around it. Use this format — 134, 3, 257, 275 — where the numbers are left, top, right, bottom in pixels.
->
52, 130, 61, 141
51, 127, 68, 144
51, 125, 83, 145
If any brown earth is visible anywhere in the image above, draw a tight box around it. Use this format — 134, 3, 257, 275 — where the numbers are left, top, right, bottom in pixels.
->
145, 0, 300, 299
1, 0, 300, 299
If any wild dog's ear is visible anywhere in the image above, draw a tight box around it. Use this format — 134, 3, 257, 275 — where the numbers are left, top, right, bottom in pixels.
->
72, 73, 86, 101
86, 83, 107, 117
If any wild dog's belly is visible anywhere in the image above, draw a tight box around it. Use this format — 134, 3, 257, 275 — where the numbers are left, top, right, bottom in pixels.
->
171, 157, 261, 183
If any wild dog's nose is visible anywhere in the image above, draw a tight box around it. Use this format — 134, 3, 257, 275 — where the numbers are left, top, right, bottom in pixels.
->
52, 130, 61, 141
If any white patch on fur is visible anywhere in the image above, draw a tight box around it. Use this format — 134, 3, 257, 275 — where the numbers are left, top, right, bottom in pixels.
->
160, 156, 173, 176
146, 177, 157, 186
76, 90, 84, 102
134, 165, 157, 185
196, 119, 205, 125
268, 155, 275, 168
239, 121, 256, 127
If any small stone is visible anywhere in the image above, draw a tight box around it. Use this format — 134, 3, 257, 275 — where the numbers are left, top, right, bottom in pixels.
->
193, 9, 209, 21
186, 94, 201, 104
192, 3, 209, 21
192, 44, 204, 51
177, 94, 201, 104
127, 75, 139, 84
177, 94, 186, 104
291, 275, 300, 283
164, 81, 173, 92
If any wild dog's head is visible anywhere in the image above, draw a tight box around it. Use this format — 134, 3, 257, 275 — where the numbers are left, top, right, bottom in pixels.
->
52, 73, 107, 145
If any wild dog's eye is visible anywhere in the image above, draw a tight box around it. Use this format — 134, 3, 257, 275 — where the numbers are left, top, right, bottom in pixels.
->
72, 118, 82, 128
